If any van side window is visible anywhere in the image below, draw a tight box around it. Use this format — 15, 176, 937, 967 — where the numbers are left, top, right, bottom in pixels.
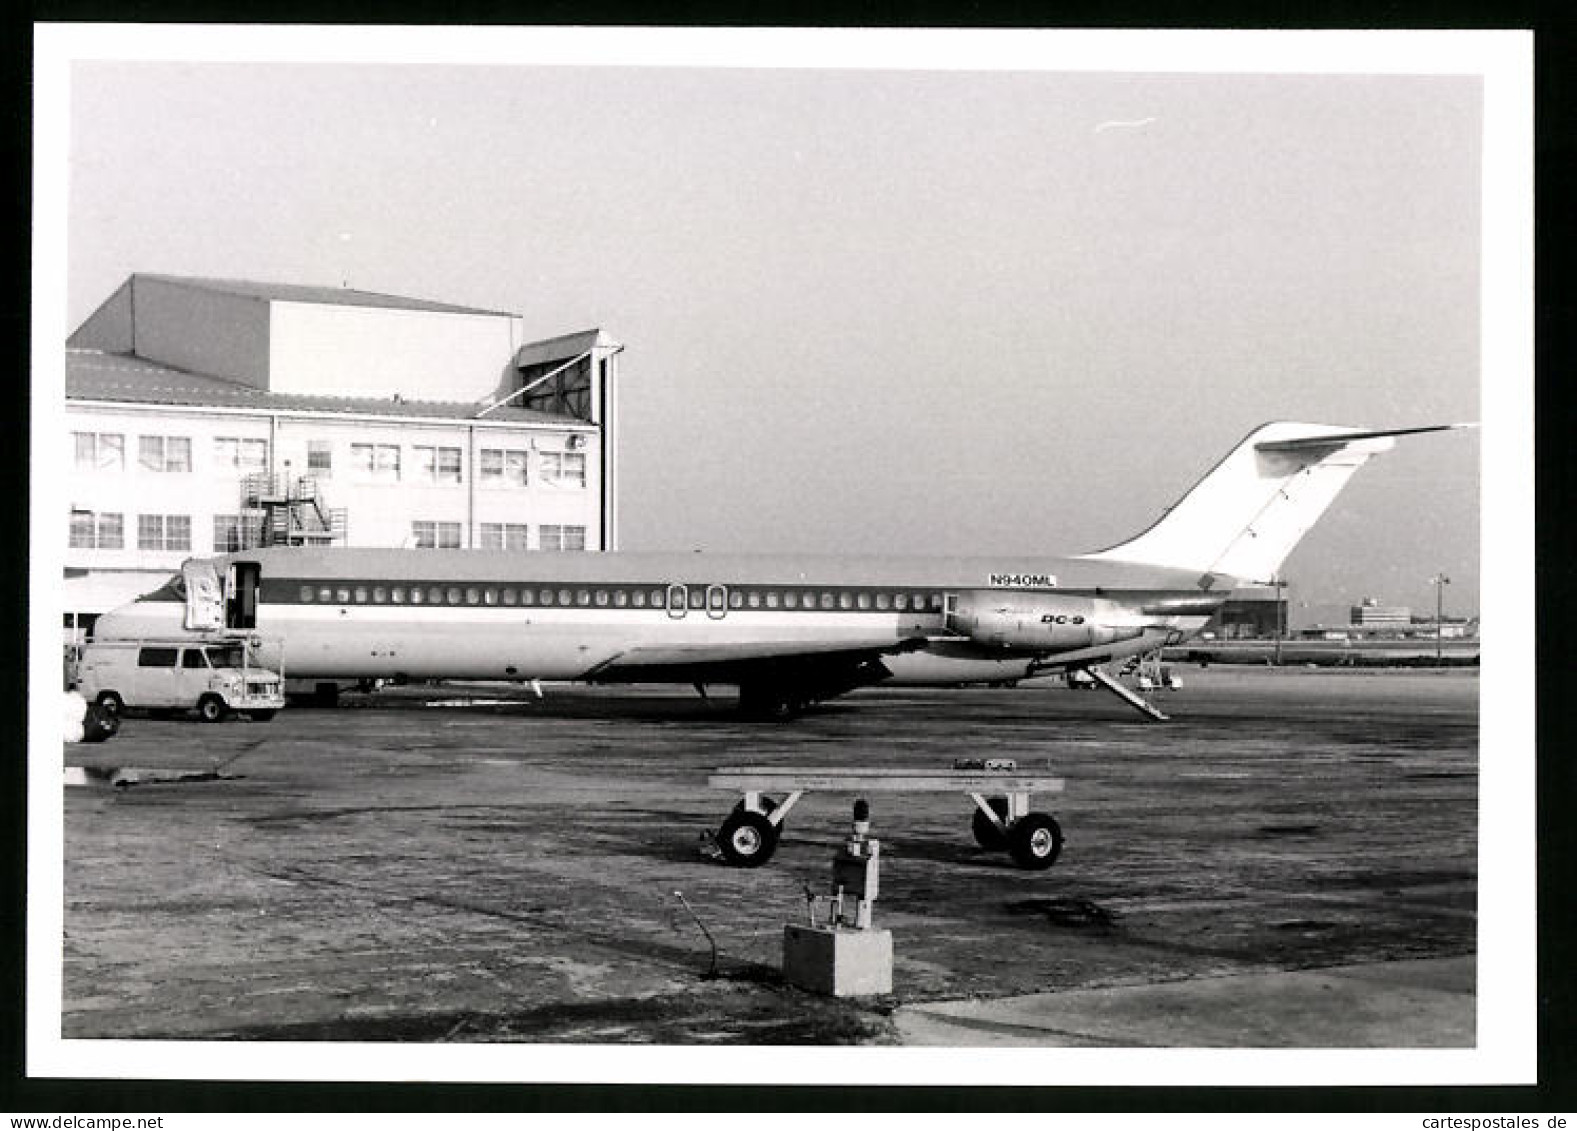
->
181, 649, 208, 669
138, 647, 178, 667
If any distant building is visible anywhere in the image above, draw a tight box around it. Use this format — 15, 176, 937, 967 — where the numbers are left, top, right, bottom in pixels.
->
1204, 586, 1286, 639
1350, 597, 1412, 628
63, 274, 624, 638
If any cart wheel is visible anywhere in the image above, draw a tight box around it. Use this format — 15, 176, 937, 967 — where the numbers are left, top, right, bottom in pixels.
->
95, 691, 124, 718
1008, 813, 1063, 870
971, 798, 1011, 850
197, 694, 229, 723
716, 809, 780, 867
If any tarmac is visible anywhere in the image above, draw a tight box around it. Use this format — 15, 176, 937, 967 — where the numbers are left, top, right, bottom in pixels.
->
57, 667, 1480, 1054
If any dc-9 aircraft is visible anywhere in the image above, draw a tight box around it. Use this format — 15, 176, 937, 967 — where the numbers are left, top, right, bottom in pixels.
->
90, 421, 1464, 720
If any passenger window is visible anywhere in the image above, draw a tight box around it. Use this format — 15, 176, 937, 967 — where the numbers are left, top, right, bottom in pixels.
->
857, 593, 871, 610
518, 589, 533, 605
447, 587, 463, 605
373, 586, 387, 603
876, 593, 891, 610
336, 588, 352, 604
410, 588, 424, 604
466, 588, 480, 605
614, 590, 628, 607
747, 591, 761, 609
632, 590, 647, 608
484, 588, 498, 606
689, 589, 705, 609
729, 590, 744, 609
502, 588, 517, 605
894, 594, 908, 610
392, 588, 406, 603
838, 593, 853, 610
764, 591, 778, 609
319, 587, 333, 603
181, 649, 207, 669
783, 592, 796, 609
595, 590, 609, 606
558, 589, 573, 606
820, 592, 835, 610
354, 587, 368, 603
137, 647, 177, 668
299, 586, 314, 603
650, 589, 664, 607
576, 590, 591, 606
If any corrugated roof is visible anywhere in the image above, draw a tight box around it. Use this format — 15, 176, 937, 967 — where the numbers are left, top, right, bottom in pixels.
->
66, 350, 588, 427
135, 274, 516, 317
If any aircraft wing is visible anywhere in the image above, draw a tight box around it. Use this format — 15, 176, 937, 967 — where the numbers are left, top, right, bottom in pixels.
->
582, 636, 927, 684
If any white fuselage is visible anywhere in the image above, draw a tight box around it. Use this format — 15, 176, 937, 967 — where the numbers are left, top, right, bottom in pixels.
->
91, 547, 1222, 688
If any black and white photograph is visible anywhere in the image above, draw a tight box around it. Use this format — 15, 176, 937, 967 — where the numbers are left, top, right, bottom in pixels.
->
29, 25, 1533, 1094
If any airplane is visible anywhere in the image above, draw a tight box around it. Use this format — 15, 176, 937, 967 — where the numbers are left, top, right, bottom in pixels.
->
89, 421, 1468, 721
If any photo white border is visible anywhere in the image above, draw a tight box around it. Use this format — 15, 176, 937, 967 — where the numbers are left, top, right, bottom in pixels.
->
29, 24, 1535, 1088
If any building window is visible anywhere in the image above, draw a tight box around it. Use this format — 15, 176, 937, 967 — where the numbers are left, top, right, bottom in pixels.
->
138, 435, 192, 473
411, 520, 462, 549
307, 440, 333, 476
539, 524, 586, 552
479, 448, 529, 488
138, 514, 191, 552
213, 437, 268, 471
414, 445, 463, 484
540, 451, 587, 488
480, 522, 529, 550
351, 443, 402, 482
68, 510, 123, 549
212, 515, 245, 553
72, 432, 124, 473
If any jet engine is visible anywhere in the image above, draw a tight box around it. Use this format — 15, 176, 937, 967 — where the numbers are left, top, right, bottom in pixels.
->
944, 591, 1149, 653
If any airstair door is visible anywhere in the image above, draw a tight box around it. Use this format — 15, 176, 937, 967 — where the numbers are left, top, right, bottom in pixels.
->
181, 558, 224, 632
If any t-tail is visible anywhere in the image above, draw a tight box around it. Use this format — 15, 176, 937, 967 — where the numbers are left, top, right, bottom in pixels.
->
1080, 421, 1474, 586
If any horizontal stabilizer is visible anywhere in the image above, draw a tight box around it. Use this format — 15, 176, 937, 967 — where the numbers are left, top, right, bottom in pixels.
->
1255, 422, 1477, 453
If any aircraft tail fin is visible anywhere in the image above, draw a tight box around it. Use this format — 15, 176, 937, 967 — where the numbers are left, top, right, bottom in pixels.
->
1080, 421, 1473, 585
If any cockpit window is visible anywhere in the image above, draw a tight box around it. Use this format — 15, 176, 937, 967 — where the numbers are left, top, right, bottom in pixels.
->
141, 574, 188, 603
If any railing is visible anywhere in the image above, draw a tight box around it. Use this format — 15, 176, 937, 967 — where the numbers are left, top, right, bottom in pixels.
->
239, 474, 346, 547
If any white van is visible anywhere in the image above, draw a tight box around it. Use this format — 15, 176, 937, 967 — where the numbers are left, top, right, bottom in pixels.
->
75, 639, 285, 722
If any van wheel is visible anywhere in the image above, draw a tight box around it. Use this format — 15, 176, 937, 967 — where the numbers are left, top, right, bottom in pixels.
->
94, 691, 124, 718
197, 694, 229, 723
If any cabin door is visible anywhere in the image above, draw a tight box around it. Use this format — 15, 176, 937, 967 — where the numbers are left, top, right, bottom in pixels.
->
227, 561, 261, 630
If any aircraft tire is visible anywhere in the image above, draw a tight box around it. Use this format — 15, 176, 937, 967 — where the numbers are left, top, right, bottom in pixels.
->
1008, 813, 1064, 870
197, 694, 230, 724
971, 798, 1011, 850
95, 691, 124, 718
716, 809, 779, 868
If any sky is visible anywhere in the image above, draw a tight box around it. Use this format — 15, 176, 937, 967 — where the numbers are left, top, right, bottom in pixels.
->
59, 40, 1488, 626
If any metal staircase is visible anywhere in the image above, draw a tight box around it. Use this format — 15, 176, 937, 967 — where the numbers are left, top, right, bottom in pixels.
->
240, 473, 348, 547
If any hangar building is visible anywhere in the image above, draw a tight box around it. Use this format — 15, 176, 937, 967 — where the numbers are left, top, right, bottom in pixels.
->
63, 274, 622, 636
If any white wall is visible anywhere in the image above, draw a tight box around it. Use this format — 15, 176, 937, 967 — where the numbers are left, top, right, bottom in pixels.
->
270, 303, 521, 402
64, 404, 272, 575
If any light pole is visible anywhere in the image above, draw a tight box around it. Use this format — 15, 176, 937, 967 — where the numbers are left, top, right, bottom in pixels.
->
1430, 573, 1451, 665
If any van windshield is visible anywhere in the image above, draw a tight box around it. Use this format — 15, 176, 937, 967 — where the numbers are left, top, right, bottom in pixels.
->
206, 645, 245, 668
